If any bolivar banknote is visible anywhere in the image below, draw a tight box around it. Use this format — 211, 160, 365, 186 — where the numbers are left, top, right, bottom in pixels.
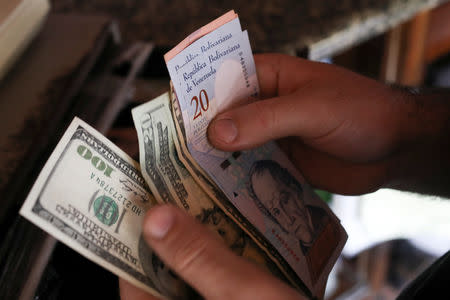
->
165, 11, 258, 157
20, 117, 170, 299
169, 85, 312, 293
132, 92, 295, 292
165, 11, 347, 295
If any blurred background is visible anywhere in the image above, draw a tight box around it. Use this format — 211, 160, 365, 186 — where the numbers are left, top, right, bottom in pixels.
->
1, 0, 449, 299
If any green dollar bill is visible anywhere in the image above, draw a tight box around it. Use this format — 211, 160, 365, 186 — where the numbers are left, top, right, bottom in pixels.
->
20, 117, 170, 299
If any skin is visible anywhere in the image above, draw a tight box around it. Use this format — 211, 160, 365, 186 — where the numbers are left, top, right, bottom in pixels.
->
120, 206, 304, 300
150, 253, 192, 299
206, 211, 246, 255
121, 54, 450, 299
209, 54, 450, 197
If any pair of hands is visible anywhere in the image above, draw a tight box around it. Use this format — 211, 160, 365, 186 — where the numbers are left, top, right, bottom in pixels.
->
121, 54, 447, 299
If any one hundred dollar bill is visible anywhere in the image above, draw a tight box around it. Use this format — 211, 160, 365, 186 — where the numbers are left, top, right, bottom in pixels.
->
19, 117, 168, 299
165, 11, 347, 296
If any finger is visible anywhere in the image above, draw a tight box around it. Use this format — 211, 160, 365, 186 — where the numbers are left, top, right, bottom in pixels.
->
142, 205, 303, 300
254, 53, 323, 98
278, 137, 388, 195
119, 278, 161, 300
221, 54, 319, 110
207, 92, 344, 151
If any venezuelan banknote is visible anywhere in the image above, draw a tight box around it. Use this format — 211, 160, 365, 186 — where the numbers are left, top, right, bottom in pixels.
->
132, 92, 297, 292
19, 117, 171, 300
165, 10, 347, 296
168, 84, 311, 292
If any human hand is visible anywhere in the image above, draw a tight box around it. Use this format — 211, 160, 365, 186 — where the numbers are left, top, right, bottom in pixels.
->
120, 205, 306, 300
207, 53, 435, 195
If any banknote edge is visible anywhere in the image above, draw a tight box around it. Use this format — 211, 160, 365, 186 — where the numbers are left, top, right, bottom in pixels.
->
164, 10, 237, 62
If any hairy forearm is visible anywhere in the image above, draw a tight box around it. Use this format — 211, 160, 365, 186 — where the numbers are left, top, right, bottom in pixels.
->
385, 86, 450, 197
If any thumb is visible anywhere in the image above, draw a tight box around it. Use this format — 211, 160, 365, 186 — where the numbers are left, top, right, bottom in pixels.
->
142, 205, 303, 300
207, 94, 332, 151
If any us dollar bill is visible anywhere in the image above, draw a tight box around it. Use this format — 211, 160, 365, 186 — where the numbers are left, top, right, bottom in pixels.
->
165, 11, 347, 296
132, 92, 294, 291
19, 117, 170, 300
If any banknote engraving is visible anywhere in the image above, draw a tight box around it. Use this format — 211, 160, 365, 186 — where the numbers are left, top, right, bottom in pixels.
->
247, 160, 340, 284
196, 205, 246, 255
156, 121, 189, 209
136, 110, 175, 205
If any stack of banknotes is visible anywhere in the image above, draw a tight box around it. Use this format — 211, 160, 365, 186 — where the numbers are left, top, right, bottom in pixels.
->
20, 10, 347, 300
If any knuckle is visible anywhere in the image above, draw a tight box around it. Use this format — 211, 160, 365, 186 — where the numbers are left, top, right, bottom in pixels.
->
253, 101, 277, 131
171, 232, 211, 275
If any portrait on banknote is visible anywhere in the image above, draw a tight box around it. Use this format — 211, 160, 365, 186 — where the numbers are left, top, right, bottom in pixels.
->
247, 159, 339, 283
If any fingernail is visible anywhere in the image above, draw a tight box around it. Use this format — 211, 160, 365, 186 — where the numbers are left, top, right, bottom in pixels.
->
211, 118, 238, 143
145, 206, 175, 240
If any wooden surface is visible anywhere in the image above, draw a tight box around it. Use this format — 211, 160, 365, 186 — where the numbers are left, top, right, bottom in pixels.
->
0, 0, 23, 23
426, 1, 450, 62
381, 10, 430, 85
399, 10, 430, 85
52, 0, 449, 59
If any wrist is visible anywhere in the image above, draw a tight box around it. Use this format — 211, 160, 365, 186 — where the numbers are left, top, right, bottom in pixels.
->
384, 86, 450, 196
393, 86, 450, 144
